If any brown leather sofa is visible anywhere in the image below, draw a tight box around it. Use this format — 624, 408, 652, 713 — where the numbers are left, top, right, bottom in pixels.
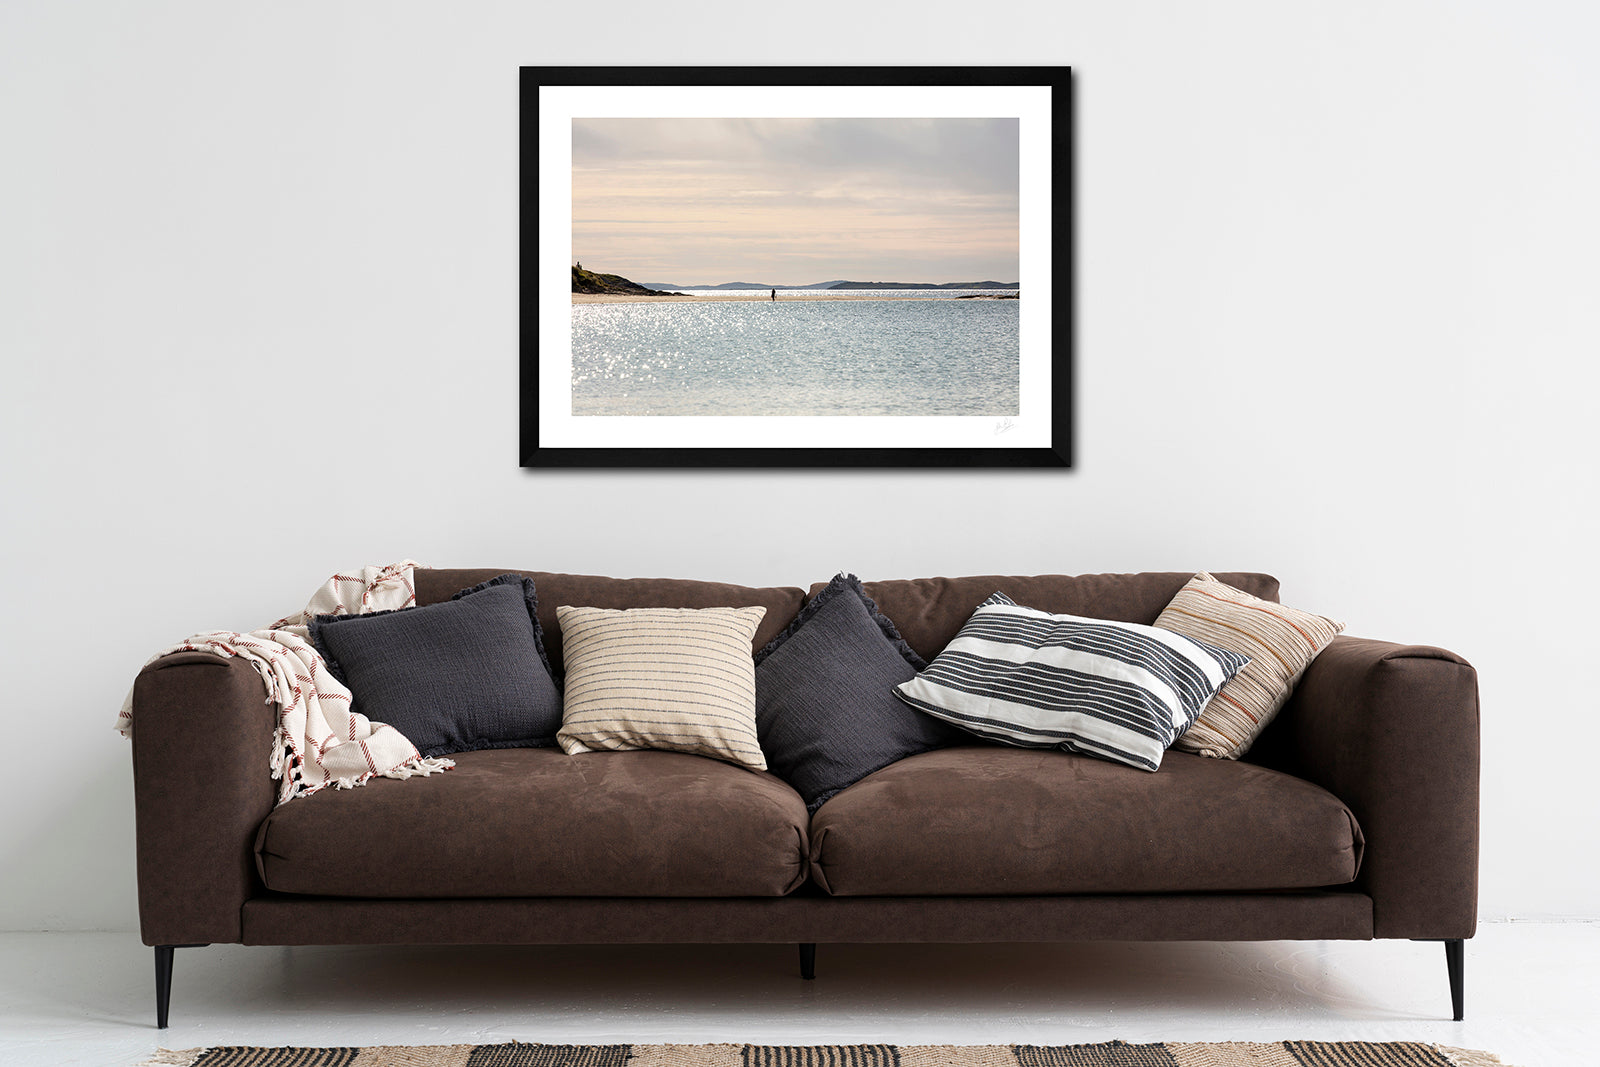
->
129, 570, 1480, 1028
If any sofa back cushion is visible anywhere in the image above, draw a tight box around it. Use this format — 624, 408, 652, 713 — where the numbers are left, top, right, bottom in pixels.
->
415, 570, 806, 676
839, 572, 1279, 664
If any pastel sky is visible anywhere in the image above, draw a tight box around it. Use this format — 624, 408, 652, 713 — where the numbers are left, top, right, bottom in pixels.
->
571, 117, 1019, 286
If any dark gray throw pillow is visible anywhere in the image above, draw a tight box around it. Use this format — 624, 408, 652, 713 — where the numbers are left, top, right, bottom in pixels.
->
310, 574, 562, 758
754, 573, 965, 812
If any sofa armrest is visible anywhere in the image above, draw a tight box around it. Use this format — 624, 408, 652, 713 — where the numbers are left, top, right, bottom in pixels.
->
131, 651, 278, 946
1275, 635, 1479, 939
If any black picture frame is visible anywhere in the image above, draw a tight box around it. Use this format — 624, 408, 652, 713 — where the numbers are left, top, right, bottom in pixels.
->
520, 65, 1072, 469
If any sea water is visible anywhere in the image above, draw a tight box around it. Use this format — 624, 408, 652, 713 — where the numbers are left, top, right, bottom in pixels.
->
571, 293, 1019, 417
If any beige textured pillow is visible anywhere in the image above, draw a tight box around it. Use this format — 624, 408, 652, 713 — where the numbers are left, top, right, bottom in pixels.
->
1157, 573, 1344, 759
555, 604, 768, 770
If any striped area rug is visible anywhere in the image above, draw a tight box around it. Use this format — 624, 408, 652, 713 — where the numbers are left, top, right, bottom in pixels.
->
140, 1041, 1517, 1067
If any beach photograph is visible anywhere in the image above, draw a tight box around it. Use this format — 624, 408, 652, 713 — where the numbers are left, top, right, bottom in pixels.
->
569, 115, 1022, 418
524, 69, 1066, 465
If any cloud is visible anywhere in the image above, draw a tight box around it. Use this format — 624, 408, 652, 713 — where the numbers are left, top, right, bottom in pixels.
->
573, 117, 1018, 199
571, 117, 1020, 283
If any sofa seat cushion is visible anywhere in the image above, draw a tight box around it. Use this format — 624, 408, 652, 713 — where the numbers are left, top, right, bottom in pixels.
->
255, 748, 810, 898
808, 746, 1363, 896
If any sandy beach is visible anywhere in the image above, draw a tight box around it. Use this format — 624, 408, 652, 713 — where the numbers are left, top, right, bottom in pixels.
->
573, 292, 1015, 304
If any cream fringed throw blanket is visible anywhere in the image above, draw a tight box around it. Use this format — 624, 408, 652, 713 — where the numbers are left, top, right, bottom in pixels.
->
116, 561, 453, 804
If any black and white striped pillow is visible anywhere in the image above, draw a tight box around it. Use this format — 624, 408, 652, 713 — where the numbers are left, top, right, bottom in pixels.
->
894, 592, 1249, 772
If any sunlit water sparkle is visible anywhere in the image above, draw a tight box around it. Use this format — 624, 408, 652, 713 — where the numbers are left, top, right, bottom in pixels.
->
571, 295, 1019, 417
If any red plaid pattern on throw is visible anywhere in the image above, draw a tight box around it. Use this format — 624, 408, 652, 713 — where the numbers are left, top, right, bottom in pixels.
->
116, 561, 452, 804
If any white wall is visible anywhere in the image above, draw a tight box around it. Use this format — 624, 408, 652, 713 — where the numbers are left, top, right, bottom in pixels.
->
2, 0, 1596, 931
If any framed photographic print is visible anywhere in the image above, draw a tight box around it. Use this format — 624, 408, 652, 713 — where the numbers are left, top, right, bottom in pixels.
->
520, 66, 1071, 468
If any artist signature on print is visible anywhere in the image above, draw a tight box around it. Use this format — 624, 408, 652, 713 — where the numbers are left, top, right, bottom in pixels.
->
994, 418, 1017, 435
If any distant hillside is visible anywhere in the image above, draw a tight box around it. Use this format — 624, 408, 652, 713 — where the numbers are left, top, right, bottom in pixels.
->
642, 280, 849, 292
644, 278, 1023, 291
828, 280, 1019, 290
572, 265, 673, 296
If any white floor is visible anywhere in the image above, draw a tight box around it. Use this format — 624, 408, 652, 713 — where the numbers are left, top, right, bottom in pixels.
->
0, 923, 1591, 1067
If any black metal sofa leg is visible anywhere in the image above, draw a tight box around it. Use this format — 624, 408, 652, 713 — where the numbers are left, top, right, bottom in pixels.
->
154, 944, 208, 1029
154, 946, 175, 1029
1444, 938, 1465, 1021
799, 942, 816, 980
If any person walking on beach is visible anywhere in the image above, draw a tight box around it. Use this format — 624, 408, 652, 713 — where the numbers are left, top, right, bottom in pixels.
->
770, 288, 776, 302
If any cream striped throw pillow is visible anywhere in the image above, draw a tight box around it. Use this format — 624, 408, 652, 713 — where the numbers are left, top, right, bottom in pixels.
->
555, 604, 768, 770
1157, 573, 1344, 760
